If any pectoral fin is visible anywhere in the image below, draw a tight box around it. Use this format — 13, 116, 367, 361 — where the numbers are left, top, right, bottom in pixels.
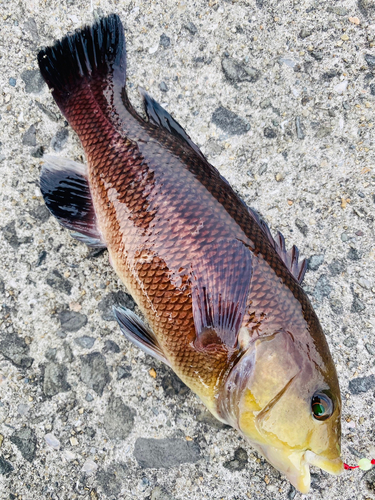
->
113, 305, 170, 366
191, 238, 252, 350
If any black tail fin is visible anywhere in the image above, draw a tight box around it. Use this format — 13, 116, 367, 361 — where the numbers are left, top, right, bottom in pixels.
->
37, 14, 125, 107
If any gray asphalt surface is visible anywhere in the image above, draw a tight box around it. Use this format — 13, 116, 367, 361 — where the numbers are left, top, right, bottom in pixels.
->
0, 0, 375, 499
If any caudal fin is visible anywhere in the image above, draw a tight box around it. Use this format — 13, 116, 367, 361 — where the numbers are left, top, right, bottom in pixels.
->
37, 14, 126, 118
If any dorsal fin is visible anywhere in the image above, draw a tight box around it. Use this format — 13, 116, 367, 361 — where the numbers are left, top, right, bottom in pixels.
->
191, 238, 252, 351
113, 305, 170, 367
247, 207, 307, 284
138, 87, 206, 161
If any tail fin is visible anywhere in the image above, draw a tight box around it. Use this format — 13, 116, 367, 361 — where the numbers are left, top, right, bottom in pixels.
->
37, 14, 126, 116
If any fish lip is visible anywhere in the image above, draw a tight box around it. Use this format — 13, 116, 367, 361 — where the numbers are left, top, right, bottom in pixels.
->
304, 450, 344, 476
252, 445, 343, 494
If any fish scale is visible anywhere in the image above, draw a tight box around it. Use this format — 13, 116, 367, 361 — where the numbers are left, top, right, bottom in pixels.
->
37, 14, 343, 493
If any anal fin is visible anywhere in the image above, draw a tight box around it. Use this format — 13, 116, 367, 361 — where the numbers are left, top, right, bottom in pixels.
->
40, 156, 106, 248
113, 305, 170, 367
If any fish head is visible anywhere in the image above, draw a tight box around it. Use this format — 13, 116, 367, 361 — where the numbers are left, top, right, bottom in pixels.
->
222, 329, 342, 493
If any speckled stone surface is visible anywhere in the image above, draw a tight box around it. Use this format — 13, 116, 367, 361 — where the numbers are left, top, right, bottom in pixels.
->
0, 1, 374, 499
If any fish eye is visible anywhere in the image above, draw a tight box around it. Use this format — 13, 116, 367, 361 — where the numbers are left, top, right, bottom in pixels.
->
311, 392, 333, 421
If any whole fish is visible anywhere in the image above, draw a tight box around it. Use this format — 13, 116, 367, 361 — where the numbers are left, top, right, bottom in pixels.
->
37, 14, 342, 492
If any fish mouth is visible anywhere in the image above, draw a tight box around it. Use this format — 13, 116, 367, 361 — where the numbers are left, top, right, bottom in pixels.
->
254, 446, 343, 494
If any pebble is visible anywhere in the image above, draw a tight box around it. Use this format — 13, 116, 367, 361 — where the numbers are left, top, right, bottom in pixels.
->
0, 332, 34, 369
70, 436, 78, 446
96, 464, 126, 497
161, 371, 189, 397
221, 57, 259, 83
29, 204, 50, 223
43, 362, 70, 397
314, 275, 332, 302
59, 310, 87, 332
34, 101, 59, 122
347, 247, 361, 261
264, 127, 277, 139
0, 456, 13, 475
295, 116, 305, 139
365, 54, 375, 68
351, 294, 366, 313
278, 57, 297, 68
184, 22, 197, 35
288, 486, 297, 500
117, 365, 132, 380
44, 433, 60, 450
22, 124, 37, 146
307, 254, 324, 271
134, 437, 201, 468
17, 403, 30, 416
81, 458, 98, 475
310, 51, 323, 61
21, 69, 45, 93
295, 218, 308, 236
259, 98, 271, 109
45, 347, 56, 361
98, 291, 135, 321
46, 270, 72, 295
159, 81, 168, 92
10, 427, 37, 462
62, 450, 75, 461
196, 408, 228, 430
343, 336, 357, 348
275, 172, 284, 182
51, 128, 69, 152
358, 277, 371, 290
327, 6, 348, 15
74, 335, 95, 349
80, 352, 110, 396
365, 343, 375, 355
102, 339, 119, 354
1, 220, 33, 249
138, 477, 150, 491
299, 28, 312, 39
160, 33, 170, 48
330, 298, 343, 315
211, 106, 250, 136
223, 447, 248, 471
151, 486, 176, 500
103, 395, 136, 440
334, 80, 348, 94
316, 126, 332, 138
349, 375, 375, 394
85, 392, 94, 402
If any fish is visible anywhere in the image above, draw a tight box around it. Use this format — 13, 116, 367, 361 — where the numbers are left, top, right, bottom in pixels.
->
37, 14, 343, 493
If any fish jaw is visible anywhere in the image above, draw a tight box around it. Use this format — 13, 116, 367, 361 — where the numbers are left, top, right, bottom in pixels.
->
253, 444, 343, 494
304, 450, 343, 476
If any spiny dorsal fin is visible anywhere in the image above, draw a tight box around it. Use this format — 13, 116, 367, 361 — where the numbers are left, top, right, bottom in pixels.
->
247, 207, 307, 284
40, 156, 106, 248
138, 87, 206, 161
113, 305, 170, 367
